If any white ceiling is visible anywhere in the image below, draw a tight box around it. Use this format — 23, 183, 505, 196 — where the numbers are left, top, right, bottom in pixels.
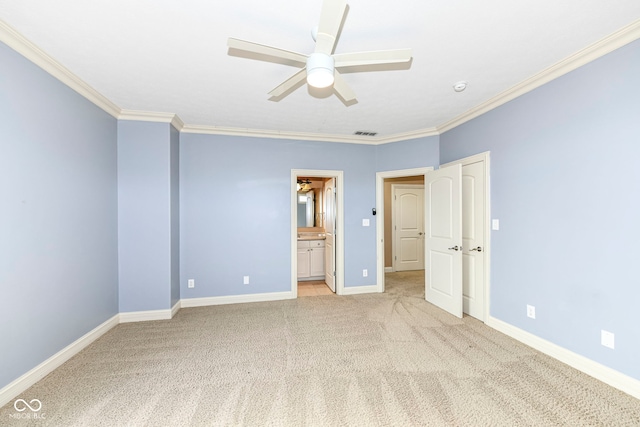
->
1, 1, 639, 142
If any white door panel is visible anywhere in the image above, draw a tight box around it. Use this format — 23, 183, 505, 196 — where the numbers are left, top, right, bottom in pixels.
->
324, 179, 336, 292
394, 186, 424, 271
425, 165, 462, 318
461, 161, 485, 320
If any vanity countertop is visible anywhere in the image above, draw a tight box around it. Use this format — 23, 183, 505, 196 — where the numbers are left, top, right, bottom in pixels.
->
297, 233, 326, 241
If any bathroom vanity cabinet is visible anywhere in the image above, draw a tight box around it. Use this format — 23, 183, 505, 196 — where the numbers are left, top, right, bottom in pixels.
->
297, 239, 325, 280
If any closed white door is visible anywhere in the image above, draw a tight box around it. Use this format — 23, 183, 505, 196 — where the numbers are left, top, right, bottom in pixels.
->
393, 186, 425, 271
425, 165, 463, 318
462, 161, 486, 320
324, 179, 336, 292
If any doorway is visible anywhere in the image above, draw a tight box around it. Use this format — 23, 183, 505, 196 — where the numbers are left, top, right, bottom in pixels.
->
291, 169, 344, 297
375, 153, 490, 321
375, 167, 432, 293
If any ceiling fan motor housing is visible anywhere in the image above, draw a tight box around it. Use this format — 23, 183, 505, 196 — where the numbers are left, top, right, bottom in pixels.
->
306, 53, 335, 88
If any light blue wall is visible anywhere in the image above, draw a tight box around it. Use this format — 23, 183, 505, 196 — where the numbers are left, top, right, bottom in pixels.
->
118, 121, 176, 312
0, 42, 118, 389
440, 39, 640, 380
180, 134, 440, 298
375, 135, 440, 172
180, 134, 376, 295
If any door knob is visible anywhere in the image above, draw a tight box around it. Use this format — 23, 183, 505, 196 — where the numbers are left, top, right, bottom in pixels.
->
470, 246, 483, 252
418, 232, 424, 235
448, 245, 459, 251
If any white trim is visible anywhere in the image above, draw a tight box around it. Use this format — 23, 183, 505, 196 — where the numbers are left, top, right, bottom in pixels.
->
437, 19, 640, 134
2, 18, 639, 144
0, 314, 119, 408
181, 291, 294, 308
291, 169, 345, 297
384, 267, 393, 273
486, 316, 640, 400
119, 308, 173, 323
441, 152, 491, 322
375, 167, 433, 293
119, 110, 185, 131
341, 285, 379, 296
181, 124, 439, 145
171, 300, 181, 318
0, 19, 121, 118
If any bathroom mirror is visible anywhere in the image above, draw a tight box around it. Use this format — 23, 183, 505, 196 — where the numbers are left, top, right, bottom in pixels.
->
297, 190, 315, 227
297, 188, 324, 228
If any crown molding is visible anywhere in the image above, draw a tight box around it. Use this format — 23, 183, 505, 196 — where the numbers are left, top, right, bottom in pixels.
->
0, 19, 121, 118
119, 110, 184, 131
437, 18, 640, 134
3, 17, 639, 143
373, 128, 440, 144
180, 123, 438, 145
181, 124, 381, 145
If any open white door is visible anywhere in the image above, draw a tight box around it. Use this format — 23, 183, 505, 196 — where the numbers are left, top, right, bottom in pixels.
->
324, 178, 336, 292
425, 164, 463, 318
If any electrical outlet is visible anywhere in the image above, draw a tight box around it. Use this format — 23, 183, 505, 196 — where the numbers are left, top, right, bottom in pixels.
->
601, 330, 615, 349
188, 279, 195, 289
363, 269, 368, 277
526, 304, 536, 319
243, 276, 250, 285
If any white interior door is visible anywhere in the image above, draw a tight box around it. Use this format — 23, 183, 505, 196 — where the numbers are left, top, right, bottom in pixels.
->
425, 165, 463, 318
393, 186, 425, 271
324, 178, 336, 292
462, 161, 486, 320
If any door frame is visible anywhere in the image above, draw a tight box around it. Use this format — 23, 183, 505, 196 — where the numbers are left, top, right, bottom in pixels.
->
375, 167, 433, 293
291, 169, 344, 297
441, 151, 491, 321
391, 184, 425, 272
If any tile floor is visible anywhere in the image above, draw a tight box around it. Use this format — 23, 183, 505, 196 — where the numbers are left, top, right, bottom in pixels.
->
297, 280, 335, 297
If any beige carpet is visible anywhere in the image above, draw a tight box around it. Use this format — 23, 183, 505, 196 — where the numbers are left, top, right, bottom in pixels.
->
2, 271, 639, 426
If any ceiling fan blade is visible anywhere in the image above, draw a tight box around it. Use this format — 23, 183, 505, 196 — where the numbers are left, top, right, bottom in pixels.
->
228, 38, 307, 67
315, 0, 348, 54
333, 71, 357, 106
334, 48, 413, 68
268, 68, 308, 100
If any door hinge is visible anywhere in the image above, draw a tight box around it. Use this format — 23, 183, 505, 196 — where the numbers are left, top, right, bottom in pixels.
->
333, 271, 336, 277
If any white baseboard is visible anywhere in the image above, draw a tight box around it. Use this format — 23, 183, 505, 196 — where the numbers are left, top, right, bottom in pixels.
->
181, 291, 294, 308
119, 308, 172, 323
171, 300, 181, 318
341, 285, 379, 295
0, 314, 120, 408
486, 315, 640, 399
384, 267, 393, 273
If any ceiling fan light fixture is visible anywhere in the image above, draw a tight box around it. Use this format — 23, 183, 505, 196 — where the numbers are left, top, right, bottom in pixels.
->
306, 53, 335, 88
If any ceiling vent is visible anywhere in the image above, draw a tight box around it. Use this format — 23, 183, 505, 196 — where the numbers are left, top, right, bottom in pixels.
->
354, 131, 378, 137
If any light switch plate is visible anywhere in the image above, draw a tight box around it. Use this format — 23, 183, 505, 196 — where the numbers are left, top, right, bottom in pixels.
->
492, 219, 500, 230
362, 219, 370, 226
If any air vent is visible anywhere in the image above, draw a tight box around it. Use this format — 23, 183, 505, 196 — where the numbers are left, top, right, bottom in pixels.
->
354, 131, 378, 137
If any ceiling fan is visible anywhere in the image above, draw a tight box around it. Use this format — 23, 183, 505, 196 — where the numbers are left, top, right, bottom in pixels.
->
227, 0, 412, 106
